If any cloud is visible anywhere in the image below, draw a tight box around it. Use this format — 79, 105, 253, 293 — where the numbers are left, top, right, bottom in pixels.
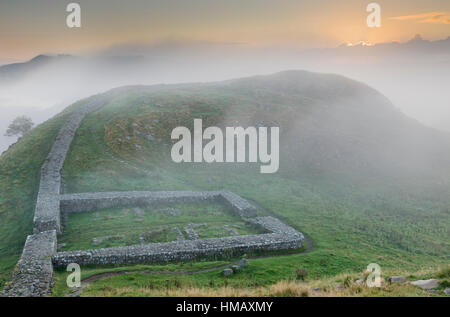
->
390, 12, 450, 24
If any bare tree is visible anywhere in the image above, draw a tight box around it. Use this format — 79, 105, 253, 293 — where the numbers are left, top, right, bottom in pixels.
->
5, 116, 34, 137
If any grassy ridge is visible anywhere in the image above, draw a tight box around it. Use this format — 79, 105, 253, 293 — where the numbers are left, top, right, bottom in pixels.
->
0, 101, 85, 289
57, 84, 449, 295
1, 72, 449, 295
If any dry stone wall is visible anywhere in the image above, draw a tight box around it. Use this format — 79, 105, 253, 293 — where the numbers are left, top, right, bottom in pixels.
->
2, 91, 305, 297
53, 232, 302, 267
53, 207, 304, 267
2, 96, 108, 297
60, 191, 220, 214
59, 190, 260, 219
219, 190, 258, 218
1, 230, 57, 296
33, 96, 108, 234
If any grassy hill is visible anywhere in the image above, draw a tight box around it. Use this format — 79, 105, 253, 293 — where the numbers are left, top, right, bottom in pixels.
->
1, 71, 449, 295
0, 100, 86, 288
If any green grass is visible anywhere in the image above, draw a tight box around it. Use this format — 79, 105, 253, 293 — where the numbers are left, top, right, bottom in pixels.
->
51, 260, 229, 297
52, 257, 450, 297
0, 100, 87, 290
2, 74, 450, 296
58, 201, 262, 251
56, 86, 449, 295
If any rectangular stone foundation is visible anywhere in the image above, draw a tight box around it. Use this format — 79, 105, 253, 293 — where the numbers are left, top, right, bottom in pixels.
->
53, 232, 303, 267
60, 191, 220, 214
53, 216, 304, 267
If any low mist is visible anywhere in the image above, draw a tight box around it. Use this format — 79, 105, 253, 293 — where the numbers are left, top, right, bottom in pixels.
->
1, 36, 449, 153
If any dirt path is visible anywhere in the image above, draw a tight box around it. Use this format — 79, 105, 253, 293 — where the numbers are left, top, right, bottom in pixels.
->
66, 226, 313, 296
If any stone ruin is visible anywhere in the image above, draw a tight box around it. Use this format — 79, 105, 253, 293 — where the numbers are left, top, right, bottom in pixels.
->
1, 94, 304, 297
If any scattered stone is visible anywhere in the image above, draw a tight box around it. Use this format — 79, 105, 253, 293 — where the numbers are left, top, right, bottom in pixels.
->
311, 288, 322, 292
92, 235, 124, 246
355, 278, 365, 285
231, 265, 241, 272
135, 144, 142, 150
160, 207, 180, 217
131, 123, 138, 127
427, 289, 439, 294
146, 134, 155, 141
223, 269, 233, 276
173, 227, 185, 241
184, 227, 199, 240
410, 279, 439, 290
336, 284, 345, 291
238, 258, 249, 268
388, 276, 406, 283
184, 223, 204, 240
443, 288, 450, 295
57, 243, 66, 251
224, 224, 239, 236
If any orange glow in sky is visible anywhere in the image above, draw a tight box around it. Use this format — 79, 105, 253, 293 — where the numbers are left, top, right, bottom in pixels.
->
0, 0, 449, 62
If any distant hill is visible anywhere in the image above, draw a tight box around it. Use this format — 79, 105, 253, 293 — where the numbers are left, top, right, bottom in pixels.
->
310, 34, 450, 57
0, 54, 73, 83
1, 35, 449, 155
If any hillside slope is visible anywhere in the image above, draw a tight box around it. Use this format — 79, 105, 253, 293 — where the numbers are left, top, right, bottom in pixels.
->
1, 70, 449, 292
0, 100, 85, 288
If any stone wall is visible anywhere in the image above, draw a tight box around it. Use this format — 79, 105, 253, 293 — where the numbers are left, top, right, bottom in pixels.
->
33, 96, 108, 234
2, 91, 306, 297
60, 191, 220, 214
52, 214, 304, 267
53, 232, 302, 267
247, 216, 304, 237
59, 190, 259, 219
1, 231, 57, 297
218, 190, 258, 218
2, 96, 108, 297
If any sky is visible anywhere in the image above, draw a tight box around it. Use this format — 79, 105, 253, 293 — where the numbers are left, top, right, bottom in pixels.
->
1, 0, 450, 63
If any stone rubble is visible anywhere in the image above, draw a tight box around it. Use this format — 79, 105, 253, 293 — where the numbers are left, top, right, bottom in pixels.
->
388, 276, 406, 283
173, 227, 185, 241
223, 225, 239, 236
410, 279, 439, 290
